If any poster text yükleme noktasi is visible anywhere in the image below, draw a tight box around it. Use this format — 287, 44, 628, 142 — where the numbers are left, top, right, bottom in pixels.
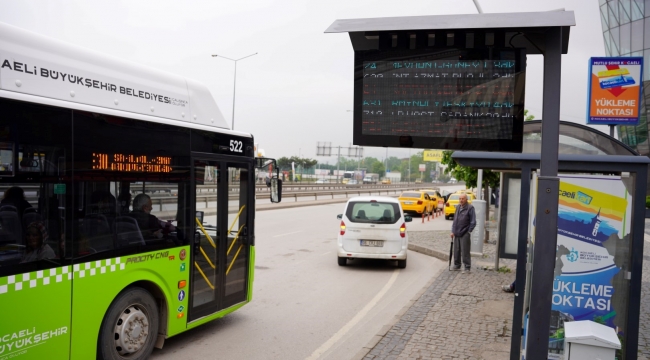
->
547, 175, 630, 359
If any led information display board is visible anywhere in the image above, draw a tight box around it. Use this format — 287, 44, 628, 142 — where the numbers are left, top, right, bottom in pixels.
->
354, 49, 525, 152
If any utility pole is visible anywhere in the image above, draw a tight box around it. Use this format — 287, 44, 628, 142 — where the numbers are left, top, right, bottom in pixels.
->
408, 149, 411, 183
336, 146, 341, 183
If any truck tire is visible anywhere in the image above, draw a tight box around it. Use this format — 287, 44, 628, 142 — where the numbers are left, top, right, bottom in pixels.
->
98, 287, 159, 360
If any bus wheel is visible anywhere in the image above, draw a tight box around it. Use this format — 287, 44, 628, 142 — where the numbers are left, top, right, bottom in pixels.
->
98, 287, 159, 360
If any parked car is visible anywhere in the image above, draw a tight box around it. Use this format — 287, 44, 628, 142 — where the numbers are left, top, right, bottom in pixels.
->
336, 196, 412, 268
398, 191, 435, 216
444, 191, 474, 220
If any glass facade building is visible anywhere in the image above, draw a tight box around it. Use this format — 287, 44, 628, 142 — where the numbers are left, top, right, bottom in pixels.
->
599, 0, 650, 154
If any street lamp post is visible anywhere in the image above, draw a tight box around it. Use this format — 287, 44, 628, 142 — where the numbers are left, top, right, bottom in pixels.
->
211, 52, 258, 130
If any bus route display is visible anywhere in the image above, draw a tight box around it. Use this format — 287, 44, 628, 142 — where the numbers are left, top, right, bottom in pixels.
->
92, 153, 173, 173
354, 52, 525, 152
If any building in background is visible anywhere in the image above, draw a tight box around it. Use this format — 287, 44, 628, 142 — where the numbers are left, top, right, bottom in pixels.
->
599, 0, 650, 154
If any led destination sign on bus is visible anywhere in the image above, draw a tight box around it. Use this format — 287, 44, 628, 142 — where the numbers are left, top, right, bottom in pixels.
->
92, 153, 172, 173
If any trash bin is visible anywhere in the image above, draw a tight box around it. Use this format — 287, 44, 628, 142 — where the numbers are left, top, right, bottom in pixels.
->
564, 320, 620, 360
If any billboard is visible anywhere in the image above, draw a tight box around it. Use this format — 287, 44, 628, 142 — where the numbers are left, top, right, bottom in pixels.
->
586, 57, 643, 125
423, 149, 444, 162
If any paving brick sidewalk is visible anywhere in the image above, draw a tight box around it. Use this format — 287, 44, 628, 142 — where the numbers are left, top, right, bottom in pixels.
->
355, 217, 650, 359
356, 219, 518, 360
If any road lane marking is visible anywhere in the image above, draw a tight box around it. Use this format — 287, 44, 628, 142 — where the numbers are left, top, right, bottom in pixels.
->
321, 252, 331, 256
305, 269, 400, 360
273, 230, 303, 238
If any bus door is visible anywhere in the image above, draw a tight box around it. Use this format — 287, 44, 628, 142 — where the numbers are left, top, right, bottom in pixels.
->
189, 156, 253, 321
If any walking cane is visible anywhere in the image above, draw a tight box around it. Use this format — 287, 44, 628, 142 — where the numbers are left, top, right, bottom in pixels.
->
448, 235, 454, 271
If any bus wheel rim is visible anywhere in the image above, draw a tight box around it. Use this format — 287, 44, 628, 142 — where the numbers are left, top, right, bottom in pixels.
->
114, 304, 150, 356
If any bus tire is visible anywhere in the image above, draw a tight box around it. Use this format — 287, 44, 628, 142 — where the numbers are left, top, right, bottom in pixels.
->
98, 287, 159, 360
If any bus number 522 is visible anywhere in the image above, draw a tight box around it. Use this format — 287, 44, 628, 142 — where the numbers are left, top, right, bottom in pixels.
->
230, 140, 243, 153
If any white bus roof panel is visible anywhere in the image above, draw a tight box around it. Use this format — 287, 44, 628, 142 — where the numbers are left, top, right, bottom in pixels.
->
0, 22, 229, 130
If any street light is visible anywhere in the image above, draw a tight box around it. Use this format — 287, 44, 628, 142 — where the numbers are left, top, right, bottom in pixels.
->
211, 52, 258, 130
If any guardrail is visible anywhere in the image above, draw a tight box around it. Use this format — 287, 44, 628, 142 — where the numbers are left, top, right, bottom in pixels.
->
4, 182, 449, 210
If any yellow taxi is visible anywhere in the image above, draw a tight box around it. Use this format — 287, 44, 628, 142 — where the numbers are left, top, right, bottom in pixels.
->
398, 191, 435, 215
444, 191, 474, 220
381, 178, 391, 184
421, 189, 444, 212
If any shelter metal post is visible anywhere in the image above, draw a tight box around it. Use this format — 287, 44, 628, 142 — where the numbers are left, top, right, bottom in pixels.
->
526, 26, 562, 358
510, 167, 531, 359
626, 165, 648, 359
495, 172, 504, 271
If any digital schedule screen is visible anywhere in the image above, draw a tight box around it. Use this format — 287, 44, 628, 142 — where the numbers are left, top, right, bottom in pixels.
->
354, 49, 525, 152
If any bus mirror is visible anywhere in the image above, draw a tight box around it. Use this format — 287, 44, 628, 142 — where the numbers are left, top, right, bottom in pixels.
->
270, 178, 282, 203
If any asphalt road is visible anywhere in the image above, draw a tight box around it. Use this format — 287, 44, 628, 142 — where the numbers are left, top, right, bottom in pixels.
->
150, 202, 446, 360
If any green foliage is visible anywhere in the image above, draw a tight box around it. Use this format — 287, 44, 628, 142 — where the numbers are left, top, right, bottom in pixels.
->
277, 157, 292, 170
497, 266, 512, 274
441, 151, 499, 189
646, 196, 650, 208
524, 109, 535, 121
370, 162, 386, 177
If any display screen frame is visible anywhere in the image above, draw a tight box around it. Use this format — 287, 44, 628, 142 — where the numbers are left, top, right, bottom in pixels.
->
353, 47, 526, 152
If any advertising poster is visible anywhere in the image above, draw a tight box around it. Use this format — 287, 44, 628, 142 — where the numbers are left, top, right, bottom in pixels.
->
547, 175, 631, 359
587, 57, 643, 125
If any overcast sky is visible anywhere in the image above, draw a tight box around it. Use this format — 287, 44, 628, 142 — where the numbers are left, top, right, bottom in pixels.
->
1, 0, 606, 164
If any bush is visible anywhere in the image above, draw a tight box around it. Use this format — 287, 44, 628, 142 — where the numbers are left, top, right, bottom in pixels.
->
646, 196, 650, 208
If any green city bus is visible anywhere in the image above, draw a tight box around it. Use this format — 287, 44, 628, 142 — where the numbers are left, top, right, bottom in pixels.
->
0, 22, 280, 359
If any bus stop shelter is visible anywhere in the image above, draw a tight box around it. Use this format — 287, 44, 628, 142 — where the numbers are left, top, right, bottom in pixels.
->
452, 121, 649, 359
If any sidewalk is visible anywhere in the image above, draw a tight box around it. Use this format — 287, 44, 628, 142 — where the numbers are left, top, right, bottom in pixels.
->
355, 206, 519, 360
353, 211, 650, 360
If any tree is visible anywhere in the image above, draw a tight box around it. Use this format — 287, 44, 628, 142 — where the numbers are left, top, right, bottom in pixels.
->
524, 109, 535, 121
370, 162, 386, 177
440, 151, 499, 189
277, 157, 292, 170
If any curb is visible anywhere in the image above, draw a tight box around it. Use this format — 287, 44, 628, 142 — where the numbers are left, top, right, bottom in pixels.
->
350, 266, 445, 360
407, 243, 449, 262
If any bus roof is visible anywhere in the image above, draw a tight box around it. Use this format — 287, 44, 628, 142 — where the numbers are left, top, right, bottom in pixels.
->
0, 22, 242, 134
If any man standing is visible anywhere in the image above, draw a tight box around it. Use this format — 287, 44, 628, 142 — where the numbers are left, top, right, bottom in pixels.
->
450, 193, 476, 272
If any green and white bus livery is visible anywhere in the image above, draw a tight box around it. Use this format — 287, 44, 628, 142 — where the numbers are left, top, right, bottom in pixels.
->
0, 21, 280, 360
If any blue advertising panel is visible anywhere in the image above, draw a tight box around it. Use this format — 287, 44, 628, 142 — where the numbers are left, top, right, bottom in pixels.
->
586, 57, 643, 125
546, 175, 631, 359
